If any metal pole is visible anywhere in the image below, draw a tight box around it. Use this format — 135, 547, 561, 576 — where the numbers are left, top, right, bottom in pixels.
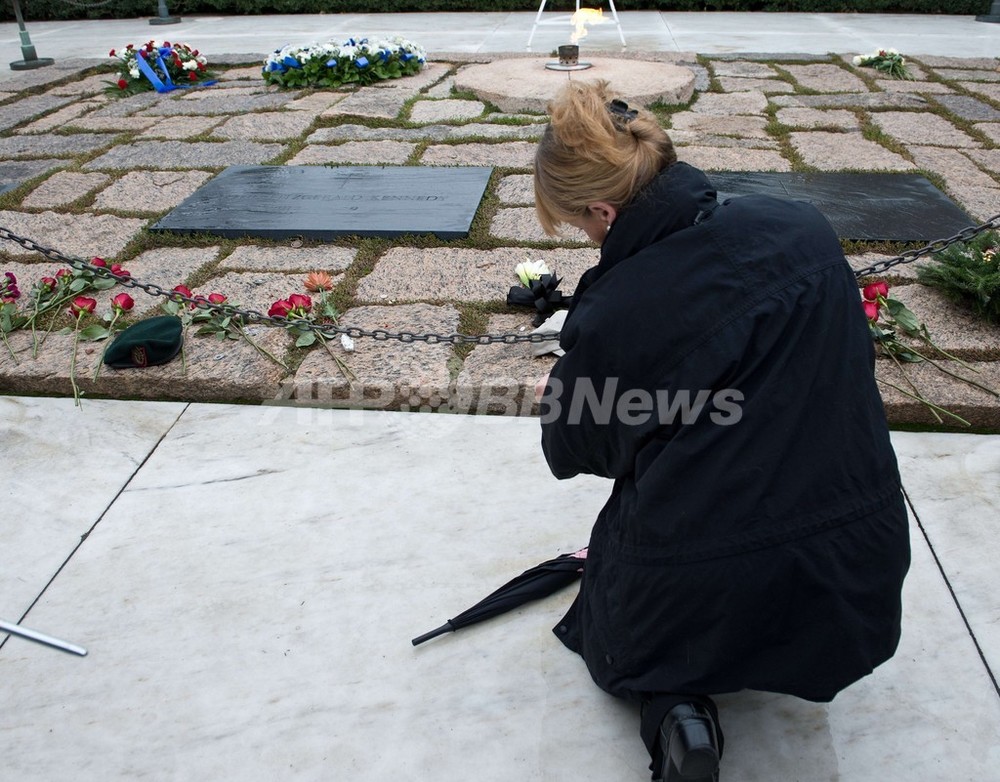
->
9, 0, 55, 71
0, 619, 87, 656
149, 0, 181, 25
976, 1, 1000, 22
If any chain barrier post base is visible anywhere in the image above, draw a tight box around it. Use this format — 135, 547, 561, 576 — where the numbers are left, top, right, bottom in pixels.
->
149, 0, 181, 25
976, 1, 1000, 22
9, 0, 54, 71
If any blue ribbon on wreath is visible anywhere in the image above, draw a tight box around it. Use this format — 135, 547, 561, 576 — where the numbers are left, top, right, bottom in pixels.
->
135, 49, 217, 93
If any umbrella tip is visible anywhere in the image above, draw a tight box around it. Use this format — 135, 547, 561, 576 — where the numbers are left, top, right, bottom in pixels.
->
411, 622, 454, 646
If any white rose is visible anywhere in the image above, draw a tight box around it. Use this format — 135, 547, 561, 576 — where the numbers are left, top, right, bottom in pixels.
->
182, 60, 198, 71
852, 55, 863, 65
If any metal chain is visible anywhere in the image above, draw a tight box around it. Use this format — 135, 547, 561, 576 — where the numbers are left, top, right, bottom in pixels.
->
3, 213, 999, 344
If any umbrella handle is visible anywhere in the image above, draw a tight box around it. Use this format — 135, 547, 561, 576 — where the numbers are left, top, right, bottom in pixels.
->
411, 621, 455, 646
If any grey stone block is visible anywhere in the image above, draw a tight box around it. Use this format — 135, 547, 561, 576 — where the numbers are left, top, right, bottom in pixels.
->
781, 64, 870, 93
690, 91, 768, 116
92, 171, 215, 214
409, 99, 486, 123
420, 141, 537, 168
933, 94, 1000, 122
0, 94, 76, 132
771, 93, 929, 109
138, 116, 225, 139
84, 140, 286, 170
0, 133, 119, 159
286, 141, 415, 166
789, 131, 915, 171
221, 246, 356, 273
871, 112, 980, 148
21, 172, 111, 209
0, 210, 146, 260
676, 147, 790, 172
775, 107, 859, 130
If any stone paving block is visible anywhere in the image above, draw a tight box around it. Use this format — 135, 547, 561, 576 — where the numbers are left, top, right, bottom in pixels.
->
307, 124, 449, 143
875, 357, 1000, 429
877, 80, 954, 94
388, 61, 450, 92
774, 107, 859, 130
669, 113, 769, 138
788, 131, 915, 171
934, 68, 1000, 82
21, 172, 111, 209
889, 284, 1000, 361
454, 313, 555, 416
356, 247, 598, 303
290, 303, 459, 409
960, 82, 1000, 103
0, 133, 119, 159
709, 61, 779, 78
322, 87, 411, 119
667, 133, 779, 150
771, 93, 928, 110
15, 100, 106, 134
83, 140, 286, 170
286, 141, 415, 165
425, 77, 455, 99
67, 115, 159, 132
0, 210, 145, 260
420, 141, 537, 168
284, 92, 349, 112
675, 147, 791, 172
138, 116, 224, 139
0, 328, 288, 404
917, 56, 1000, 70
141, 92, 293, 116
497, 174, 534, 204
122, 246, 223, 303
716, 77, 794, 94
212, 112, 317, 141
220, 245, 356, 273
690, 91, 768, 116
962, 149, 1000, 174
907, 146, 998, 189
48, 73, 114, 96
782, 63, 869, 93
871, 111, 980, 148
409, 99, 486, 123
218, 66, 267, 81
944, 183, 1000, 221
91, 171, 215, 214
974, 123, 1000, 144
0, 160, 70, 195
935, 93, 1000, 122
0, 95, 76, 132
489, 207, 592, 243
197, 271, 313, 315
89, 91, 172, 118
869, 63, 930, 82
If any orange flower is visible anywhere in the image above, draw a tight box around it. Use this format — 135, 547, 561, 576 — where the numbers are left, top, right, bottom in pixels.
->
304, 271, 333, 292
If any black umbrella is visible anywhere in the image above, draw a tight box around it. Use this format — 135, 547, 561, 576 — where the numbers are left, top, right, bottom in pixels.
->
412, 548, 587, 646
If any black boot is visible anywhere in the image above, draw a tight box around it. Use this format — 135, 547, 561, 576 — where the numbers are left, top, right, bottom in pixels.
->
655, 702, 720, 782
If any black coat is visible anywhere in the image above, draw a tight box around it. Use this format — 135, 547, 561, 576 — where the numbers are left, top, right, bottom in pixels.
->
541, 162, 910, 703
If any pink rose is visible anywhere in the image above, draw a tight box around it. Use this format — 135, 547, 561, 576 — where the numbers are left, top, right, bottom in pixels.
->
862, 300, 880, 322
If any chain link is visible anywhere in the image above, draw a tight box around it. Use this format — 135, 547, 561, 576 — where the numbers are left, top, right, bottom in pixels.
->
3, 214, 999, 344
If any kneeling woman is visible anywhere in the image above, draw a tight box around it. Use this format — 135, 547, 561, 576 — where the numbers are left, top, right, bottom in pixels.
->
534, 81, 910, 782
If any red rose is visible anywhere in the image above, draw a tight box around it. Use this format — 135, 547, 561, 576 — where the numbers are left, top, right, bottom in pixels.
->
109, 49, 116, 57
189, 72, 198, 81
863, 300, 880, 322
207, 292, 227, 304
70, 296, 97, 317
268, 299, 293, 318
40, 276, 57, 292
288, 293, 312, 311
111, 292, 134, 312
110, 263, 130, 277
90, 257, 107, 268
55, 268, 72, 280
117, 79, 128, 90
862, 281, 889, 301
126, 44, 134, 50
193, 49, 199, 56
172, 284, 193, 299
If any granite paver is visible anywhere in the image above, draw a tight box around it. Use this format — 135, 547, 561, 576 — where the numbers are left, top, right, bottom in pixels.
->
789, 131, 916, 171
83, 140, 286, 170
0, 210, 145, 259
0, 133, 119, 158
907, 147, 998, 189
669, 113, 770, 138
220, 245, 357, 273
213, 112, 317, 141
286, 141, 415, 166
870, 112, 980, 148
690, 91, 768, 116
420, 141, 537, 168
676, 147, 791, 171
497, 174, 534, 204
137, 116, 225, 139
775, 107, 859, 130
716, 77, 795, 94
409, 99, 486, 123
933, 94, 1000, 122
91, 171, 215, 214
782, 63, 870, 93
15, 100, 107, 134
21, 172, 111, 209
771, 93, 929, 109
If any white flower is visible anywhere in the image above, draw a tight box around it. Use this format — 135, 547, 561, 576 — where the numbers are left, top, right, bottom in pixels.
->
129, 65, 140, 78
852, 55, 863, 66
182, 60, 199, 71
515, 260, 551, 286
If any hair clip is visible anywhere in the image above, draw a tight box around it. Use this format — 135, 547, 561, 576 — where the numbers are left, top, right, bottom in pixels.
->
607, 99, 638, 123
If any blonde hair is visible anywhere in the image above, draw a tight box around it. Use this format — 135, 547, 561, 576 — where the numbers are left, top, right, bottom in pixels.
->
534, 80, 676, 236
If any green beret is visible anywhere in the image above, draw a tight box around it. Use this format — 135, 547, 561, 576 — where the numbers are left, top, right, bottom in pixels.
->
103, 315, 183, 368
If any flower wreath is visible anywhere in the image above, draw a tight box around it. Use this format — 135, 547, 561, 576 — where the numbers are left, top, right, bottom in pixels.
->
107, 40, 216, 96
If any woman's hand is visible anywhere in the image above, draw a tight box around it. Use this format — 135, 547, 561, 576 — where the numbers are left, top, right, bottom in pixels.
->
535, 372, 551, 403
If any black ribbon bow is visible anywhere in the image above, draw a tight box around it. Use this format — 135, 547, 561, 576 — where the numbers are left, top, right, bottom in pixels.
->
506, 274, 573, 326
607, 99, 638, 123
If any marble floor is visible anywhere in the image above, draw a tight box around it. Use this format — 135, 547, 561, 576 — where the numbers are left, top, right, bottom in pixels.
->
1, 395, 998, 781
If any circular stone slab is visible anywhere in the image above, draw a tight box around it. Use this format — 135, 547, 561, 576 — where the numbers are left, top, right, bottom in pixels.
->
454, 58, 696, 114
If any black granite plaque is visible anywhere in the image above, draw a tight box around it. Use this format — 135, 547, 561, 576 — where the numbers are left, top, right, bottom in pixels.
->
708, 172, 975, 241
151, 165, 494, 240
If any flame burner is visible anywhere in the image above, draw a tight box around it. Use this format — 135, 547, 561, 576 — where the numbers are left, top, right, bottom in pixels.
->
545, 45, 592, 71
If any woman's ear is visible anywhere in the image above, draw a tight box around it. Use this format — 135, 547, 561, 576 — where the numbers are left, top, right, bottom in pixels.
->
586, 202, 618, 227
